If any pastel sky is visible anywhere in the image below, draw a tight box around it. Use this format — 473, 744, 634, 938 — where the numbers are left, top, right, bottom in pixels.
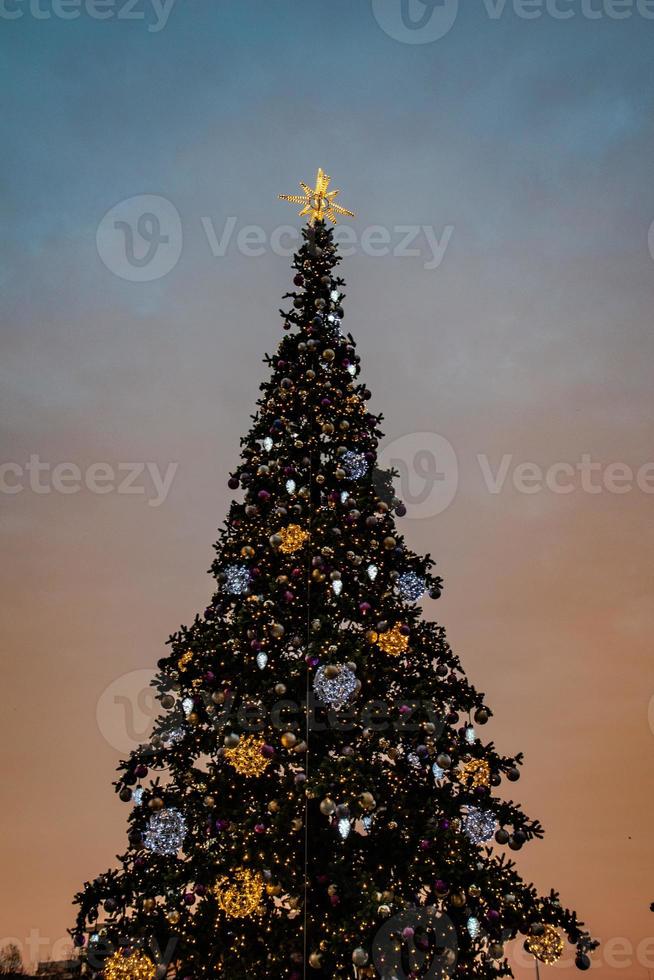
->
1, 2, 653, 978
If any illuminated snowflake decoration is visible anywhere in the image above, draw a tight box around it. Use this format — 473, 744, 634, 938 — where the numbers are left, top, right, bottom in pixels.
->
331, 579, 343, 596
263, 437, 273, 452
397, 571, 426, 602
181, 697, 194, 717
313, 664, 358, 711
367, 563, 378, 581
341, 450, 369, 480
132, 787, 144, 806
143, 808, 187, 856
432, 762, 445, 781
222, 564, 250, 596
464, 725, 476, 745
462, 807, 496, 845
285, 479, 296, 494
467, 917, 481, 939
256, 652, 269, 670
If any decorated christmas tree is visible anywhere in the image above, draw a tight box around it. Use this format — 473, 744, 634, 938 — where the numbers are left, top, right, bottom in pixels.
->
72, 170, 597, 980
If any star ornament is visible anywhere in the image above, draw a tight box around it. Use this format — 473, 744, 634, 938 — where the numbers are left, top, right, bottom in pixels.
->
279, 167, 355, 224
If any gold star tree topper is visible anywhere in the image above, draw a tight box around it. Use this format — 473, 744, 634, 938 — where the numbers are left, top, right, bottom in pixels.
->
279, 167, 355, 224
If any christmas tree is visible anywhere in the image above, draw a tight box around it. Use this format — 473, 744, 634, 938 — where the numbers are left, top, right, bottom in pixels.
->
72, 170, 597, 980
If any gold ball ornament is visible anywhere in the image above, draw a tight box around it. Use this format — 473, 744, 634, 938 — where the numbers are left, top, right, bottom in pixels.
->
214, 867, 264, 919
224, 735, 271, 777
104, 951, 155, 980
281, 731, 297, 749
525, 925, 564, 965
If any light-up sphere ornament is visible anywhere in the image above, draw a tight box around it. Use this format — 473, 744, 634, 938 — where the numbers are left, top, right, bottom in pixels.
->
222, 564, 250, 595
277, 524, 310, 554
374, 623, 409, 656
313, 664, 358, 710
224, 735, 271, 777
462, 807, 496, 844
457, 758, 491, 790
525, 925, 564, 965
397, 571, 426, 602
341, 450, 369, 480
142, 808, 187, 856
104, 951, 155, 980
214, 867, 264, 919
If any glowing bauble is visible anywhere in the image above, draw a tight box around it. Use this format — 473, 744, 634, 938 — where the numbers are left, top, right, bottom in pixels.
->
397, 571, 425, 601
142, 808, 187, 856
224, 735, 271, 777
341, 450, 369, 480
277, 524, 310, 553
374, 623, 409, 656
457, 757, 491, 789
525, 925, 564, 965
214, 867, 264, 919
313, 664, 358, 710
104, 951, 155, 980
462, 807, 496, 844
221, 564, 250, 595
